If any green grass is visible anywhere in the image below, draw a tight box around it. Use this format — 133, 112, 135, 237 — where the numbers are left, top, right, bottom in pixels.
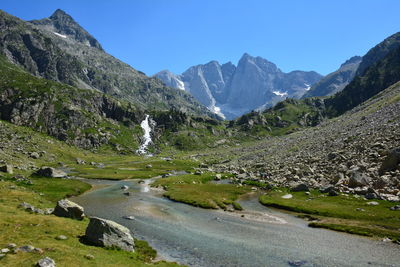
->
153, 173, 250, 209
0, 180, 179, 267
259, 188, 400, 240
72, 158, 197, 180
8, 177, 91, 203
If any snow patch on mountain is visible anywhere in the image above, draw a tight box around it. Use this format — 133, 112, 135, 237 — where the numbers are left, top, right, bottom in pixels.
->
272, 91, 288, 97
53, 32, 67, 38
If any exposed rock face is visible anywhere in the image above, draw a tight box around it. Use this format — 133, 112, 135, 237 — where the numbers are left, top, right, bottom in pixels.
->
85, 217, 135, 252
156, 53, 322, 119
34, 167, 67, 178
154, 70, 185, 90
53, 199, 84, 220
303, 56, 362, 98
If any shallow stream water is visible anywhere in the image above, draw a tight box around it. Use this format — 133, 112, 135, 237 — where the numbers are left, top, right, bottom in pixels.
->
72, 178, 400, 267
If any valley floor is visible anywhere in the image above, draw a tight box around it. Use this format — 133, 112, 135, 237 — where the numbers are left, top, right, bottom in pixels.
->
0, 84, 399, 266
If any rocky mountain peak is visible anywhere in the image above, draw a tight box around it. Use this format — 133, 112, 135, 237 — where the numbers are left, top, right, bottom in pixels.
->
49, 9, 70, 20
30, 9, 103, 50
238, 53, 279, 73
340, 56, 362, 68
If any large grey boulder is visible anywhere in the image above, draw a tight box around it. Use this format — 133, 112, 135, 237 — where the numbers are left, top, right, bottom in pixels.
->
85, 217, 135, 252
348, 171, 371, 188
291, 183, 309, 192
53, 199, 84, 220
0, 164, 13, 174
379, 148, 400, 174
34, 167, 67, 178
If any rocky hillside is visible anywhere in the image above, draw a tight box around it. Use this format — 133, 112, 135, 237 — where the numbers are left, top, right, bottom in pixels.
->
0, 9, 212, 116
0, 54, 147, 151
199, 81, 400, 202
155, 53, 322, 119
302, 56, 362, 98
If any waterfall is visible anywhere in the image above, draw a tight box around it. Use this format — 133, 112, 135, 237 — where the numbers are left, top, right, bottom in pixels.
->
137, 115, 153, 156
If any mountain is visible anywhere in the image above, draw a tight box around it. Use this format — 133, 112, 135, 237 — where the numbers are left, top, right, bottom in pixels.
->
0, 9, 212, 117
155, 53, 322, 119
355, 32, 400, 76
302, 56, 362, 98
30, 9, 103, 50
302, 32, 400, 100
326, 44, 400, 116
232, 31, 400, 136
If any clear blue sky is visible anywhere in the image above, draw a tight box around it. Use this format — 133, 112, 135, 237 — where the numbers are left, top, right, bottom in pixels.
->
2, 0, 400, 76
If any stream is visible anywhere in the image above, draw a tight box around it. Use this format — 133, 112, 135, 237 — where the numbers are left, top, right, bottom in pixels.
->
72, 178, 400, 267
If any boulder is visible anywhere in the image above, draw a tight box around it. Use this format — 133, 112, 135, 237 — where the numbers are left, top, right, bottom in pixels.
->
390, 205, 400, 211
30, 152, 40, 159
379, 148, 400, 174
34, 167, 67, 178
37, 257, 56, 267
319, 186, 335, 194
53, 199, 84, 220
291, 183, 309, 192
214, 174, 222, 181
0, 164, 13, 174
76, 158, 86, 165
85, 217, 135, 252
348, 171, 371, 188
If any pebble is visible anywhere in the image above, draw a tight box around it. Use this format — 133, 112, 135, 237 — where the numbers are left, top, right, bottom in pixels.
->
85, 254, 95, 260
1, 248, 10, 253
16, 245, 35, 252
367, 201, 379, 206
56, 235, 68, 240
281, 194, 293, 199
37, 257, 56, 267
390, 205, 400, 211
33, 247, 44, 254
7, 243, 16, 249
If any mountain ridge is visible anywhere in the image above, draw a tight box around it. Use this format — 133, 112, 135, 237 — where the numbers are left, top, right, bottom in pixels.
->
155, 53, 322, 119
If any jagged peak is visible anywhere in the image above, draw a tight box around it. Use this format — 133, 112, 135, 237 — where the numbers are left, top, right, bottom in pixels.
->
50, 9, 69, 18
30, 9, 104, 51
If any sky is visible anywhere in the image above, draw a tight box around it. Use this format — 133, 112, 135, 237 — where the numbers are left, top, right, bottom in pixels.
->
1, 0, 400, 76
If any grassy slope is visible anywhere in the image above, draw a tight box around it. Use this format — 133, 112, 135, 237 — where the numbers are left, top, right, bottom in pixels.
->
260, 189, 400, 240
